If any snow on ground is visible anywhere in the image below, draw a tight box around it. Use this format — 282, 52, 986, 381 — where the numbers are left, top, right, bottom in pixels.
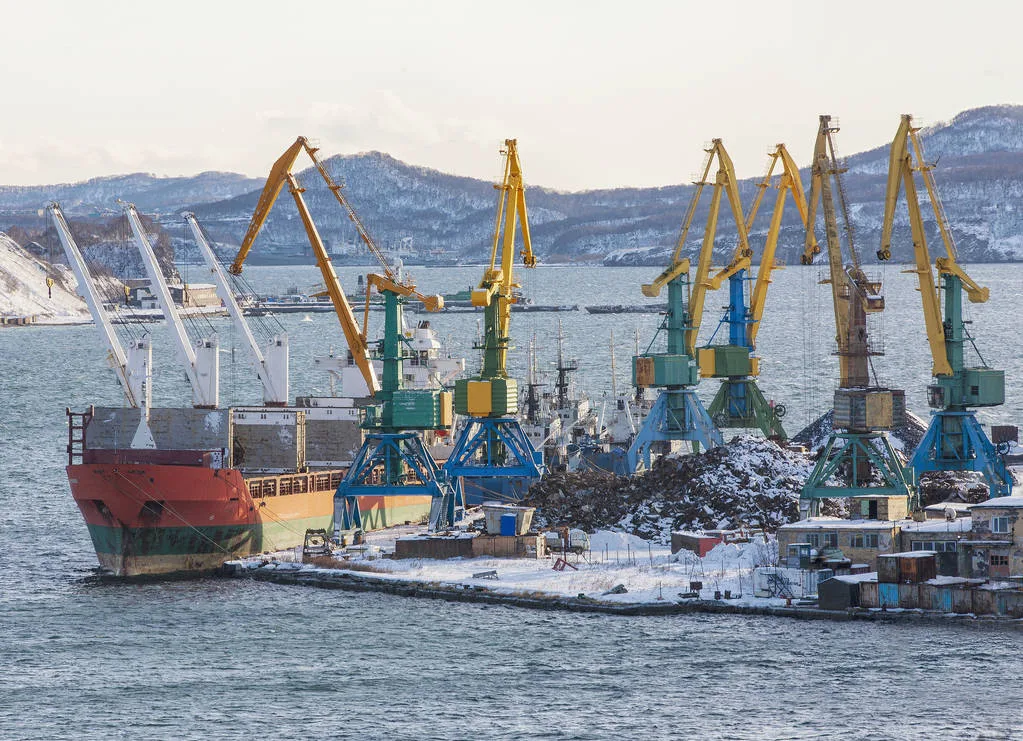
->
0, 233, 89, 323
242, 528, 791, 608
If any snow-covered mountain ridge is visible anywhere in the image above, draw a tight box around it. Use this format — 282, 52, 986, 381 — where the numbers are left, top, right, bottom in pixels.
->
5, 105, 1023, 264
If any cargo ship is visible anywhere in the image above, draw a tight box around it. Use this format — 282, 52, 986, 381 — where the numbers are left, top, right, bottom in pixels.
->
66, 405, 435, 577
63, 317, 463, 578
50, 176, 465, 578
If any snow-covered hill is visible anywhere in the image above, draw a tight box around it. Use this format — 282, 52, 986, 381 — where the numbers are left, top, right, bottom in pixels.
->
0, 171, 263, 217
0, 233, 89, 323
187, 105, 1023, 265
6, 105, 1023, 264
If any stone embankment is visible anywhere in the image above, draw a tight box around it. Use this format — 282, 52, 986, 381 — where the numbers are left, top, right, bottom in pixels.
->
227, 562, 1023, 630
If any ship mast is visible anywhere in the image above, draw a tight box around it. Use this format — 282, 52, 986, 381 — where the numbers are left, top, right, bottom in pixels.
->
185, 212, 289, 406
48, 202, 155, 448
124, 203, 219, 408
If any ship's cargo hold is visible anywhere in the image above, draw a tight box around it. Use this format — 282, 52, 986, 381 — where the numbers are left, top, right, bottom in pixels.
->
296, 397, 363, 467
84, 407, 232, 459
233, 408, 306, 472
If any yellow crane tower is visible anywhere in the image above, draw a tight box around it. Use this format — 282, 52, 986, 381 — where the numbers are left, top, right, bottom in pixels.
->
701, 144, 815, 439
230, 137, 457, 531
878, 114, 1011, 497
442, 139, 544, 504
627, 139, 749, 471
799, 115, 913, 515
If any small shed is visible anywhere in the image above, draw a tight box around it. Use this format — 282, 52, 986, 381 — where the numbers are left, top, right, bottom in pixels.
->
818, 575, 866, 610
877, 551, 937, 584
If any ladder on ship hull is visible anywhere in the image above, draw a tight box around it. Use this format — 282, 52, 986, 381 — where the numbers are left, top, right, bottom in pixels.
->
66, 406, 93, 465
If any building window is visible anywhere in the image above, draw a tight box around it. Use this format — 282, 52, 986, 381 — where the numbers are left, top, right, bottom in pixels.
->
853, 533, 880, 549
992, 516, 1010, 535
912, 540, 958, 552
822, 532, 838, 549
806, 534, 820, 548
991, 554, 1009, 567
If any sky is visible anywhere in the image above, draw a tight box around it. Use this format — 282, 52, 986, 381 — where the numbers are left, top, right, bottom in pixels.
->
1, 0, 1019, 190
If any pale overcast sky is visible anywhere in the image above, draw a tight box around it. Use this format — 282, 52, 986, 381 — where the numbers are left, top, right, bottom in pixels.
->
1, 0, 1017, 189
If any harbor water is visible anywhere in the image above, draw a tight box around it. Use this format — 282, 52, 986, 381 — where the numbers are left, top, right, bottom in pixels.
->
2, 264, 1023, 740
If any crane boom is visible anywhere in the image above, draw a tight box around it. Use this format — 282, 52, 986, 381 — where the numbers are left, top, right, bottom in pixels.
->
641, 147, 717, 299
470, 138, 535, 382
879, 113, 991, 379
686, 140, 750, 356
48, 202, 152, 410
285, 173, 380, 393
185, 212, 289, 405
125, 203, 219, 408
881, 115, 952, 377
230, 136, 443, 395
230, 137, 307, 275
747, 144, 814, 348
802, 116, 883, 389
304, 145, 397, 280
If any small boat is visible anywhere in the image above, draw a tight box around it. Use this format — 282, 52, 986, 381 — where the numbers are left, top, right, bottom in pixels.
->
584, 304, 666, 314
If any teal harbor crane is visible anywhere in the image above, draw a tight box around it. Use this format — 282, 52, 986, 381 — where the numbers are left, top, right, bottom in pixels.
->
878, 114, 1012, 498
626, 140, 752, 471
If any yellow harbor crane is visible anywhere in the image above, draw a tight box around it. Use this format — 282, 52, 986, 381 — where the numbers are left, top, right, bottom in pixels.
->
627, 139, 751, 471
230, 136, 443, 397
799, 115, 912, 514
700, 143, 815, 439
442, 139, 544, 504
230, 137, 458, 530
878, 114, 1011, 497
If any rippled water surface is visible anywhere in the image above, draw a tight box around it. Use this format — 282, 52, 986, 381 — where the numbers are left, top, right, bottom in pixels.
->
2, 264, 1022, 740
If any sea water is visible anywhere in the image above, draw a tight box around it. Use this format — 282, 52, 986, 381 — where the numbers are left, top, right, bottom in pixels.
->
2, 264, 1022, 740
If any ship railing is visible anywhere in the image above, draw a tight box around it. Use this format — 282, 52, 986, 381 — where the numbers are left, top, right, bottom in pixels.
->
246, 470, 345, 499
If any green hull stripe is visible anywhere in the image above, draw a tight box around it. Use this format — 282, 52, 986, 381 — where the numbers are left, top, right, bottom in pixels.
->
85, 501, 431, 558
86, 515, 332, 558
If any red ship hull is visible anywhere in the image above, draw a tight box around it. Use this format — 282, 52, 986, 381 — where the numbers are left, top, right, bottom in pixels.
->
68, 462, 431, 577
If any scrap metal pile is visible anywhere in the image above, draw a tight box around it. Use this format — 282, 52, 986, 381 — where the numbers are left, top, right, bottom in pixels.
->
524, 436, 821, 544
